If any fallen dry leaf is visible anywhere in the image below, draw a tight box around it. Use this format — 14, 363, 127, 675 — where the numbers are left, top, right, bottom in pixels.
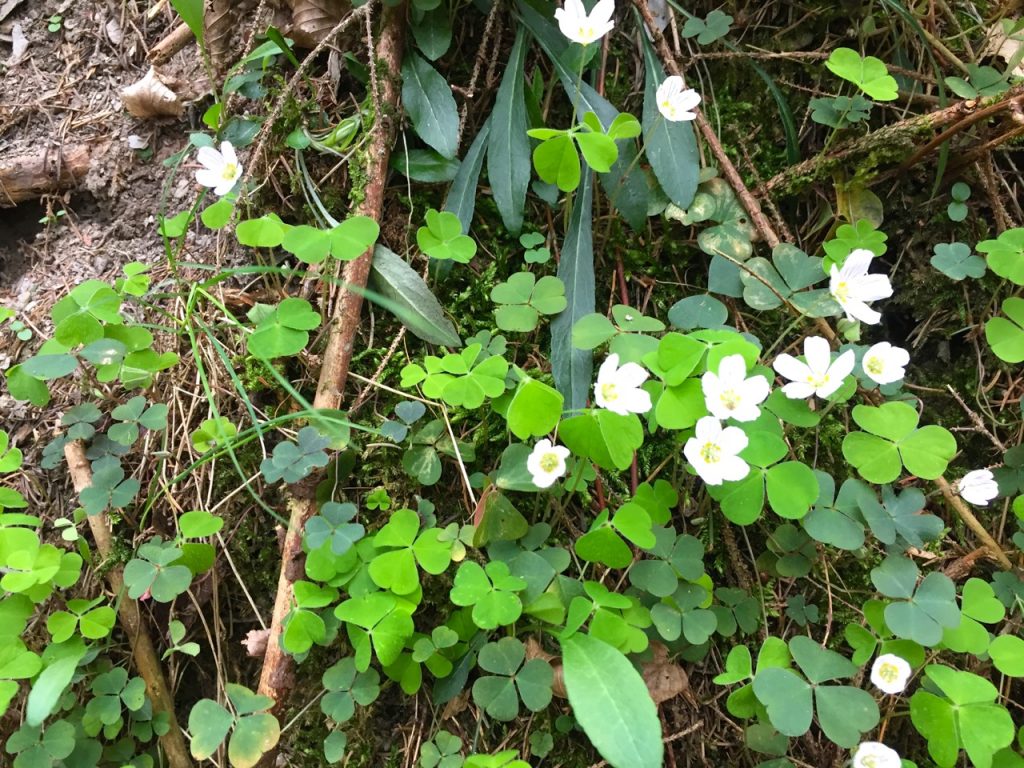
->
285, 0, 348, 47
984, 18, 1024, 78
120, 67, 184, 118
8, 22, 28, 65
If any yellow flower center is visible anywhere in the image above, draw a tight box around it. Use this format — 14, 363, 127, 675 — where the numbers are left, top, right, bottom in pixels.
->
699, 441, 721, 464
859, 756, 882, 768
719, 388, 741, 411
833, 280, 850, 304
221, 162, 238, 181
877, 662, 900, 684
806, 373, 830, 388
866, 355, 885, 376
578, 24, 595, 42
538, 452, 560, 473
600, 382, 619, 402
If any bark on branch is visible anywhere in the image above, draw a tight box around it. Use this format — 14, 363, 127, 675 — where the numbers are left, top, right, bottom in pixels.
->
255, 0, 408, 711
0, 141, 106, 207
64, 441, 193, 768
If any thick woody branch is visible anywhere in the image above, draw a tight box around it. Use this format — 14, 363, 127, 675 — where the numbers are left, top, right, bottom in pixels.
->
256, 0, 407, 712
64, 441, 193, 768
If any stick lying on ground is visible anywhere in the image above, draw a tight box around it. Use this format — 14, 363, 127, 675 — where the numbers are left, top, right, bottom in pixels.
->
0, 141, 106, 207
64, 440, 194, 768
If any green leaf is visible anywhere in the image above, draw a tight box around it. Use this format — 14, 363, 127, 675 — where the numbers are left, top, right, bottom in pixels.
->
561, 633, 662, 768
236, 214, 287, 248
506, 377, 564, 439
550, 169, 595, 411
842, 402, 956, 483
765, 461, 817, 520
26, 639, 86, 726
931, 241, 985, 281
330, 216, 381, 261
574, 131, 617, 173
680, 9, 733, 43
989, 635, 1024, 677
825, 47, 898, 100
392, 149, 461, 182
417, 209, 477, 263
444, 118, 490, 233
229, 713, 281, 768
559, 411, 643, 471
986, 297, 1024, 363
188, 699, 233, 760
488, 26, 530, 234
532, 134, 581, 192
978, 228, 1024, 284
641, 34, 698, 208
170, 0, 204, 44
369, 244, 461, 347
401, 52, 459, 159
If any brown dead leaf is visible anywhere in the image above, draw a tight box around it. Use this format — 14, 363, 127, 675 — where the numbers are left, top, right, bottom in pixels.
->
8, 21, 27, 65
642, 642, 692, 706
121, 67, 184, 118
984, 18, 1024, 78
526, 637, 690, 706
285, 0, 349, 47
206, 0, 235, 73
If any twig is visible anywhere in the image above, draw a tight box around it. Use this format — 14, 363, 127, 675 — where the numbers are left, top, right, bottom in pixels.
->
256, 0, 408, 715
64, 441, 193, 768
933, 476, 1014, 571
148, 22, 193, 65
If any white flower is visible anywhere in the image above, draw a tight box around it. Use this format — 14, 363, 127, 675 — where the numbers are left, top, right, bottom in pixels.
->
527, 439, 570, 489
683, 416, 749, 486
656, 77, 701, 121
870, 653, 912, 694
195, 141, 242, 196
554, 0, 615, 45
957, 469, 999, 506
852, 742, 902, 768
594, 354, 652, 416
829, 249, 893, 325
772, 336, 855, 400
701, 354, 770, 422
862, 342, 910, 386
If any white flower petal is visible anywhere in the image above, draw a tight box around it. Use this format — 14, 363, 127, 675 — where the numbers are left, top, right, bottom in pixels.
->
196, 145, 224, 170
844, 299, 883, 325
718, 455, 750, 483
781, 381, 815, 399
694, 416, 721, 442
220, 141, 238, 166
803, 336, 832, 374
852, 742, 902, 768
619, 387, 652, 415
195, 168, 223, 189
717, 425, 749, 456
958, 469, 999, 506
773, 353, 810, 383
615, 361, 650, 389
850, 273, 893, 302
590, 0, 615, 26
870, 654, 912, 695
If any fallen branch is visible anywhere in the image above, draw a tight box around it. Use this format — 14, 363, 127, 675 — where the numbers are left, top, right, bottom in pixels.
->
149, 22, 193, 65
256, 0, 407, 711
0, 141, 105, 207
64, 441, 193, 768
934, 476, 1014, 571
761, 85, 1024, 197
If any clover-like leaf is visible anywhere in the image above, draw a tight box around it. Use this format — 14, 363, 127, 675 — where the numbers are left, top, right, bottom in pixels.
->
417, 209, 477, 263
680, 9, 733, 44
247, 298, 322, 358
871, 556, 961, 646
79, 457, 140, 516
825, 47, 898, 100
305, 502, 365, 557
321, 657, 381, 723
986, 296, 1024, 363
978, 227, 1024, 285
472, 637, 553, 721
449, 560, 525, 629
260, 426, 331, 484
931, 241, 985, 281
842, 402, 956, 483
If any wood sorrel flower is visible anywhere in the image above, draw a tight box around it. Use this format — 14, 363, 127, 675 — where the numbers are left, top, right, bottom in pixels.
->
527, 439, 570, 489
701, 353, 770, 422
554, 0, 615, 45
594, 353, 652, 416
195, 141, 242, 197
773, 336, 855, 400
829, 248, 893, 325
683, 416, 750, 486
656, 76, 701, 121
